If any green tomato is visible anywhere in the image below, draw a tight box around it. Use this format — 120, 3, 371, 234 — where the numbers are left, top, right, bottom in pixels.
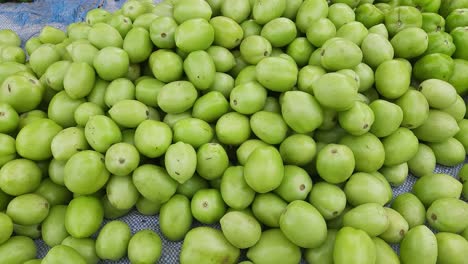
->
240, 35, 272, 65
304, 229, 337, 264
244, 146, 284, 193
247, 229, 301, 264
313, 72, 358, 111
0, 212, 13, 244
220, 0, 250, 24
333, 227, 376, 264
106, 175, 139, 210
0, 236, 37, 264
250, 111, 288, 144
384, 6, 423, 37
150, 16, 177, 49
424, 32, 456, 56
220, 166, 255, 210
382, 127, 419, 166
51, 127, 89, 161
395, 89, 430, 129
196, 142, 229, 180
369, 100, 403, 138
419, 79, 457, 109
309, 182, 346, 220
16, 118, 62, 161
43, 245, 87, 264
413, 53, 454, 82
407, 143, 436, 178
95, 220, 131, 261
159, 194, 192, 241
34, 178, 72, 206
7, 193, 49, 225
0, 74, 44, 113
108, 99, 149, 128
132, 164, 178, 203
165, 142, 197, 184
0, 102, 19, 134
356, 4, 384, 28
400, 225, 437, 264
339, 133, 386, 172
429, 137, 466, 167
123, 27, 153, 63
375, 59, 411, 99
338, 101, 374, 136
74, 102, 104, 127
210, 16, 244, 49
379, 162, 409, 187
48, 91, 85, 128
391, 27, 428, 59
158, 81, 198, 114
85, 8, 111, 25
175, 18, 214, 52
261, 17, 297, 47
316, 144, 355, 184
206, 46, 236, 73
286, 37, 315, 67
104, 78, 135, 107
279, 200, 327, 248
256, 56, 298, 92
279, 134, 316, 166
134, 120, 172, 158
88, 22, 123, 49
0, 134, 16, 167
191, 188, 226, 224
41, 205, 69, 247
412, 173, 462, 207
84, 115, 122, 153
320, 37, 363, 71
128, 230, 162, 264
343, 203, 389, 237
173, 118, 214, 148
106, 14, 132, 38
306, 18, 336, 48
180, 227, 240, 264
148, 49, 183, 83
220, 211, 261, 249
336, 21, 369, 46
192, 91, 229, 122
0, 45, 25, 64
135, 196, 161, 216
184, 50, 216, 90
436, 232, 468, 264
104, 142, 140, 176
295, 0, 328, 33
240, 19, 262, 38
252, 0, 286, 25
0, 29, 21, 46
93, 47, 130, 81
65, 196, 103, 238
64, 150, 109, 195
412, 110, 459, 143
328, 3, 355, 29
215, 112, 251, 145
173, 0, 212, 24
451, 26, 468, 60
29, 44, 61, 77
344, 172, 391, 206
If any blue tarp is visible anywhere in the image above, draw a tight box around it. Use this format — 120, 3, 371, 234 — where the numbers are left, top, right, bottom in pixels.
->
0, 0, 123, 42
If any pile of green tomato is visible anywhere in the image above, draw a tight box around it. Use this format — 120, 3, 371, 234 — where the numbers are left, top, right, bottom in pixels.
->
1, 0, 468, 263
